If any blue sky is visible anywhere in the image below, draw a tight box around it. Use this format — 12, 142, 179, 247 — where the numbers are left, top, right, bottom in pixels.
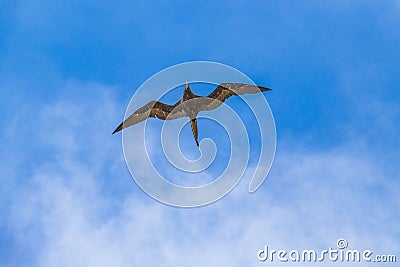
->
1, 1, 399, 266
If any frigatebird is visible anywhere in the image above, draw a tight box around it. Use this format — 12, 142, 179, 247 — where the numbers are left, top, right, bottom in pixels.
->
113, 81, 271, 146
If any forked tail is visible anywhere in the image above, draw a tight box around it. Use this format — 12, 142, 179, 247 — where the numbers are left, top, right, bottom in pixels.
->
190, 118, 199, 147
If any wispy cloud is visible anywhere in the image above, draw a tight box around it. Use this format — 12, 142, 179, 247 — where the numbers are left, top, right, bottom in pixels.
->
1, 1, 399, 266
2, 79, 398, 266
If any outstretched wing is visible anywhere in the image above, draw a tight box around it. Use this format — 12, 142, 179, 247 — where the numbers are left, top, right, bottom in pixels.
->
112, 100, 185, 134
198, 83, 271, 111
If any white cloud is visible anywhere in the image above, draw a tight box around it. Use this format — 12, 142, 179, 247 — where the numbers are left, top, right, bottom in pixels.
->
2, 79, 399, 267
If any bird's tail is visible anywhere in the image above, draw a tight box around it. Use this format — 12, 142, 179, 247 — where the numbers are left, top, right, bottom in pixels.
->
190, 118, 199, 147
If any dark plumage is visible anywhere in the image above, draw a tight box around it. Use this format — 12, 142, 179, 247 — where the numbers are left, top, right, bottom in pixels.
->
113, 81, 271, 146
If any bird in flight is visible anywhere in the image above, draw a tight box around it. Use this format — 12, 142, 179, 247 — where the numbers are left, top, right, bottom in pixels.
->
113, 80, 271, 146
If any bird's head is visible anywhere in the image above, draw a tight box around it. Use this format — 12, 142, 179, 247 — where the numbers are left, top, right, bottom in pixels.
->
185, 79, 190, 90
182, 79, 196, 100
184, 79, 194, 94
